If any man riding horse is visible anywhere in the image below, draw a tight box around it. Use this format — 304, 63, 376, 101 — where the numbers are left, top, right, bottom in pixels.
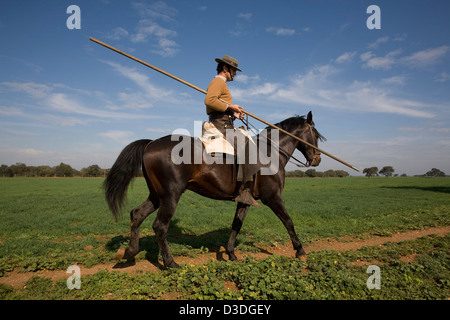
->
91, 38, 360, 269
204, 55, 261, 207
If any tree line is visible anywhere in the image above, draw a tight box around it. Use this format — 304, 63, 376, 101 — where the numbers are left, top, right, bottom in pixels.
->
286, 169, 350, 178
1, 162, 446, 178
0, 162, 116, 178
362, 166, 446, 177
2, 163, 349, 178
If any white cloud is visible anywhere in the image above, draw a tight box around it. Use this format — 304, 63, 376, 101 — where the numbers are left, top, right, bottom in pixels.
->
106, 27, 129, 40
131, 20, 177, 43
393, 33, 407, 42
46, 93, 84, 114
398, 127, 424, 132
247, 82, 280, 96
237, 61, 440, 119
228, 12, 254, 37
131, 20, 179, 57
145, 127, 169, 133
431, 127, 450, 133
233, 82, 280, 101
1, 81, 52, 98
400, 46, 450, 67
237, 13, 252, 21
153, 38, 179, 57
0, 56, 43, 73
360, 50, 402, 70
0, 126, 41, 136
360, 51, 374, 62
368, 36, 389, 49
380, 76, 406, 86
101, 3, 181, 57
0, 80, 157, 121
103, 61, 148, 87
100, 130, 135, 143
266, 27, 296, 36
234, 74, 260, 84
335, 51, 356, 64
46, 93, 150, 120
116, 92, 153, 110
361, 46, 449, 71
436, 72, 450, 82
343, 81, 434, 118
132, 1, 178, 22
0, 104, 87, 127
129, 2, 180, 57
0, 106, 24, 116
101, 60, 182, 105
43, 114, 86, 126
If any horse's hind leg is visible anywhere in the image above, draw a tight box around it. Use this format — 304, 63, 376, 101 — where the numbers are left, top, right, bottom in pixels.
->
152, 197, 180, 268
114, 197, 158, 260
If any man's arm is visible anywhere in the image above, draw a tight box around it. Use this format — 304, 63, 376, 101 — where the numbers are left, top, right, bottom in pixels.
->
204, 78, 228, 112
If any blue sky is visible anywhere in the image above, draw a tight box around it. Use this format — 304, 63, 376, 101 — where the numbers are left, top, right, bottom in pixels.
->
1, 0, 449, 175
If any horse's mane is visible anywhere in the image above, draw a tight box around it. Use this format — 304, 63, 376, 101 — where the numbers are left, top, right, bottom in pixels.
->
275, 115, 306, 131
271, 115, 326, 142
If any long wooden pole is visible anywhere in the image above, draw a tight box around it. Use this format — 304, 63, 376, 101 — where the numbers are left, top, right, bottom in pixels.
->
241, 109, 359, 172
90, 37, 359, 172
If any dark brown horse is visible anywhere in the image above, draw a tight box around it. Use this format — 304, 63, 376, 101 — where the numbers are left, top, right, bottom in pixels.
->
104, 111, 325, 268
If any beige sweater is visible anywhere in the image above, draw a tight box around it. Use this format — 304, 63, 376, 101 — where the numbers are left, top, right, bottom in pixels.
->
204, 77, 233, 114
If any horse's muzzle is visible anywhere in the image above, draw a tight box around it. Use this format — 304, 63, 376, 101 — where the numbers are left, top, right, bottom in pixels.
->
309, 154, 321, 167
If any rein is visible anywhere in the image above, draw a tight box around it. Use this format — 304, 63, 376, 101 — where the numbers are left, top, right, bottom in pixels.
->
240, 117, 313, 168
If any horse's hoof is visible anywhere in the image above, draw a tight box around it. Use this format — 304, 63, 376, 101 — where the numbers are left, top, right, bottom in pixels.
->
296, 248, 307, 258
165, 261, 180, 269
227, 252, 238, 261
114, 248, 126, 260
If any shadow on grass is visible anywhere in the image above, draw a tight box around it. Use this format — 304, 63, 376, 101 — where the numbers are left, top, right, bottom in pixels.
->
381, 186, 450, 194
105, 218, 269, 269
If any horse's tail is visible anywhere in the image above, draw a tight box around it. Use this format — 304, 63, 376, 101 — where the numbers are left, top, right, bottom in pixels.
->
103, 139, 151, 221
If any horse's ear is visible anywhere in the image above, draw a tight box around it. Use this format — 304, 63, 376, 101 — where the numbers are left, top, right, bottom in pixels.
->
306, 111, 313, 124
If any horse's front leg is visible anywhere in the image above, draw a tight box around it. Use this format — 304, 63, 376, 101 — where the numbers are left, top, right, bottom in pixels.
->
226, 202, 250, 261
263, 195, 306, 257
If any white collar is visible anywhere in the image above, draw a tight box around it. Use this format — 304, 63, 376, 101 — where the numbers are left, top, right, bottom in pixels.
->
215, 75, 227, 82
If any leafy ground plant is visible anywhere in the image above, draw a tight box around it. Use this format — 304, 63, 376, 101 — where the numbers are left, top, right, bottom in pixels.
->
0, 177, 449, 276
1, 234, 448, 300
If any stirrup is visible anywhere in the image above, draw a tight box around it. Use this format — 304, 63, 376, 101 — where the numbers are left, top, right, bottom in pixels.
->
234, 188, 261, 207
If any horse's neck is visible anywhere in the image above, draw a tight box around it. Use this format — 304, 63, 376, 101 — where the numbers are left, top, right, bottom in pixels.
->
276, 128, 301, 166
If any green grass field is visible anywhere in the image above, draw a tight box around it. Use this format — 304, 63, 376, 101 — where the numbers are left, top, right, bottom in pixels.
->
0, 176, 449, 299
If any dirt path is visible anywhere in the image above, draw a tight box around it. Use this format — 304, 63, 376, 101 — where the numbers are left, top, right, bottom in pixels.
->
1, 226, 449, 289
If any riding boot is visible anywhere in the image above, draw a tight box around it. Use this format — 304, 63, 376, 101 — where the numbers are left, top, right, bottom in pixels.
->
234, 182, 261, 207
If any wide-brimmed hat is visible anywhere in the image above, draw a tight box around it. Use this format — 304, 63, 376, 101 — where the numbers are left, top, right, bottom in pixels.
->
215, 55, 242, 72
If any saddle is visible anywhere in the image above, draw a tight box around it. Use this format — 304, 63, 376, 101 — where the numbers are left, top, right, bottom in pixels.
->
199, 121, 260, 206
199, 121, 235, 156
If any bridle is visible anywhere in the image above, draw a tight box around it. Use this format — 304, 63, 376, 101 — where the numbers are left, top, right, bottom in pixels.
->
240, 117, 320, 168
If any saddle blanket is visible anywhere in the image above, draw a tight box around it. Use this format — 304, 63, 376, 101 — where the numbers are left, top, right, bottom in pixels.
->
199, 122, 252, 156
